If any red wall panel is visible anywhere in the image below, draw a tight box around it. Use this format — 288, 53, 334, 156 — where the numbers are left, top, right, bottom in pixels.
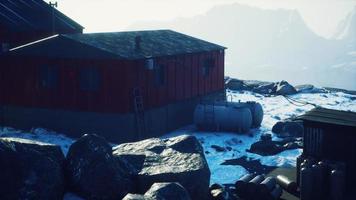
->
0, 50, 225, 114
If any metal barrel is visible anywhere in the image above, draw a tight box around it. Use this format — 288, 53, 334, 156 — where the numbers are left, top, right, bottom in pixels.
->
317, 161, 329, 199
270, 184, 283, 200
247, 175, 265, 200
300, 167, 313, 200
296, 155, 304, 186
276, 175, 297, 193
311, 164, 323, 199
235, 173, 256, 198
260, 177, 277, 192
330, 169, 345, 200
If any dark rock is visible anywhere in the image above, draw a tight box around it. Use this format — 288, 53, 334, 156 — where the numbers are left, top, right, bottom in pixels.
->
0, 137, 65, 200
274, 80, 297, 95
283, 142, 301, 150
248, 140, 283, 156
113, 135, 210, 200
226, 146, 232, 151
144, 182, 191, 200
65, 134, 133, 200
209, 184, 229, 200
272, 120, 303, 138
122, 194, 146, 200
252, 82, 275, 94
211, 145, 226, 152
226, 79, 245, 90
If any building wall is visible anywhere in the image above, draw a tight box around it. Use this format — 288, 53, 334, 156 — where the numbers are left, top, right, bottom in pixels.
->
0, 50, 225, 114
0, 91, 224, 143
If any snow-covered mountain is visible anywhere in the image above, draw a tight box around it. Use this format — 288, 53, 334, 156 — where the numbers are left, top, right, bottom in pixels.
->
128, 4, 356, 90
333, 6, 356, 43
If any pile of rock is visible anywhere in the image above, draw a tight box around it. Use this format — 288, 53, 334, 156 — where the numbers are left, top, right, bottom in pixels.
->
0, 134, 210, 200
225, 78, 329, 96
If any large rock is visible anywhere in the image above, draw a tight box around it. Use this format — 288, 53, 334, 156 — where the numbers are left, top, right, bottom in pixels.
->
274, 80, 297, 95
248, 140, 283, 156
65, 134, 133, 200
272, 120, 303, 138
295, 84, 327, 94
123, 182, 191, 200
0, 137, 65, 200
144, 182, 191, 200
226, 79, 245, 90
113, 135, 210, 200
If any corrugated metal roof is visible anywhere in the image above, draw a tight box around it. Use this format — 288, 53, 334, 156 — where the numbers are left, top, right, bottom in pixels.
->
9, 30, 226, 59
0, 0, 83, 32
297, 107, 356, 128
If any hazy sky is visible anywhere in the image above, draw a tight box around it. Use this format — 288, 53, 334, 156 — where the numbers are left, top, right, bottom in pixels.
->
49, 0, 356, 38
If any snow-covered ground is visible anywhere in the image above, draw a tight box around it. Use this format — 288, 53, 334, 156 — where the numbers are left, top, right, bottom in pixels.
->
1, 89, 355, 186
164, 90, 356, 185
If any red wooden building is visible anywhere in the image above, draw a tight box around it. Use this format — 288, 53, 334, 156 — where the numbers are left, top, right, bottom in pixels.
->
0, 0, 83, 50
0, 30, 226, 142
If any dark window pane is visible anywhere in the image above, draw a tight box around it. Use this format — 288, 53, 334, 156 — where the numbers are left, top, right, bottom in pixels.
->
203, 58, 215, 77
40, 66, 58, 88
154, 64, 165, 86
80, 68, 100, 91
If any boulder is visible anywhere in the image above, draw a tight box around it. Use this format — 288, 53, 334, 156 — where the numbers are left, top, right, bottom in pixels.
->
252, 82, 275, 94
144, 182, 191, 200
65, 134, 133, 200
209, 184, 229, 200
274, 80, 297, 95
272, 120, 303, 138
295, 84, 327, 94
122, 194, 146, 200
226, 79, 245, 90
113, 135, 210, 200
248, 140, 283, 156
0, 137, 65, 200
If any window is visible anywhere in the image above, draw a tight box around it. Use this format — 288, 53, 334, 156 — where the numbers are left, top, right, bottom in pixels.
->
40, 66, 58, 88
202, 58, 215, 77
79, 67, 100, 91
154, 64, 165, 86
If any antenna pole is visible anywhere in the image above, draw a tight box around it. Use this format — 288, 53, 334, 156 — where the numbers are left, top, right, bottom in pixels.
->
49, 1, 58, 35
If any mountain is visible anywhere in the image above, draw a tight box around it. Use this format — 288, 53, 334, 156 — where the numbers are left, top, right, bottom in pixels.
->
128, 3, 356, 90
333, 6, 356, 44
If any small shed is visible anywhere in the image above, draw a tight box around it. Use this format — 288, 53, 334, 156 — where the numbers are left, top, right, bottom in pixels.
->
0, 30, 226, 142
297, 107, 356, 193
0, 0, 83, 50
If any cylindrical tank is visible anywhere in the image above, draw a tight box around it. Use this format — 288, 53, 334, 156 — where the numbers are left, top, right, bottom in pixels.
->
276, 175, 297, 193
194, 104, 252, 132
247, 175, 265, 199
260, 177, 277, 192
235, 173, 256, 198
311, 164, 323, 199
300, 167, 313, 200
217, 101, 264, 128
330, 169, 345, 200
270, 184, 283, 200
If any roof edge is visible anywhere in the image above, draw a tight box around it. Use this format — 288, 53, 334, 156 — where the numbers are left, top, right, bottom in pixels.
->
10, 34, 60, 51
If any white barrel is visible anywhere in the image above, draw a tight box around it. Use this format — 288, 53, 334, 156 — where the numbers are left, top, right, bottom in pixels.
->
215, 101, 263, 128
194, 104, 252, 132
